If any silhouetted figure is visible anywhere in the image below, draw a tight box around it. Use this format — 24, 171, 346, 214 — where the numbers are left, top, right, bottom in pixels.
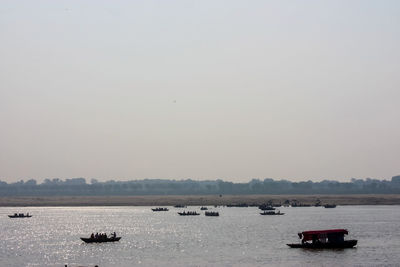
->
312, 235, 318, 244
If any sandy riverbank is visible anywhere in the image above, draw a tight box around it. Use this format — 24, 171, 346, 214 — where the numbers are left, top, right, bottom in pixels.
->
1, 194, 400, 206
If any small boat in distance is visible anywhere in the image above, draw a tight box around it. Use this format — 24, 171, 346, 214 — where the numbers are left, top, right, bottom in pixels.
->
178, 211, 200, 216
8, 213, 32, 218
200, 207, 208, 210
205, 211, 219, 216
81, 233, 121, 243
324, 204, 337, 208
81, 236, 121, 243
152, 207, 169, 211
287, 229, 357, 248
260, 210, 284, 215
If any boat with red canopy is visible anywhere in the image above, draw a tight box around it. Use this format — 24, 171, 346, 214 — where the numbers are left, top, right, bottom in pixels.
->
287, 229, 357, 248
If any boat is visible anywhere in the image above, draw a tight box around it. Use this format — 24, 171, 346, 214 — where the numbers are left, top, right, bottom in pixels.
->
260, 210, 284, 215
152, 207, 169, 211
200, 207, 208, 210
178, 211, 200, 216
324, 204, 337, 208
205, 211, 219, 216
8, 213, 32, 218
287, 229, 357, 248
258, 204, 275, 211
81, 236, 121, 243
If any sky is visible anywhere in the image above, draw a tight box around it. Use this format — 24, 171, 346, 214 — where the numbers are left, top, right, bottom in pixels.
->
0, 1, 399, 183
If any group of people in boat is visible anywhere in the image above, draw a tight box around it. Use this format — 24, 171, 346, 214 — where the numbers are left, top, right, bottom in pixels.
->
152, 207, 169, 211
286, 229, 357, 248
90, 232, 117, 240
9, 213, 31, 218
305, 232, 344, 245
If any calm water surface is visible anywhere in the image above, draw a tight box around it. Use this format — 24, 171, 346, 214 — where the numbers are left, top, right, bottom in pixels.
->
0, 205, 399, 266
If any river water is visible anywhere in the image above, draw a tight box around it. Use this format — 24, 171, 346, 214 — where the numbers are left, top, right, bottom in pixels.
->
0, 205, 399, 266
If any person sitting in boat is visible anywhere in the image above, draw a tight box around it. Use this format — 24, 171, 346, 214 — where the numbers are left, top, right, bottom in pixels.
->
95, 233, 99, 239
91, 233, 94, 239
113, 232, 116, 238
312, 234, 318, 244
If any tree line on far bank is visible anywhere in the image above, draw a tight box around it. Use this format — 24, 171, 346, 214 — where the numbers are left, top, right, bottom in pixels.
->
1, 176, 400, 196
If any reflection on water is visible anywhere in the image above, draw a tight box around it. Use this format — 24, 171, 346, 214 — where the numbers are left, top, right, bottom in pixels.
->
0, 205, 399, 266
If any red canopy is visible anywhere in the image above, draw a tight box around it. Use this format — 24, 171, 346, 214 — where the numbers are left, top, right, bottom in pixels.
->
299, 229, 348, 241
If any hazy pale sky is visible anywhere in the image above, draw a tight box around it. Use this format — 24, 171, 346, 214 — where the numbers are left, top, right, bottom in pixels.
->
1, 1, 399, 183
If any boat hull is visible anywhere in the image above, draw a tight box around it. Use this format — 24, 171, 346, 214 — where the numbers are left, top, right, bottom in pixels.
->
287, 240, 357, 249
8, 215, 32, 218
81, 237, 121, 243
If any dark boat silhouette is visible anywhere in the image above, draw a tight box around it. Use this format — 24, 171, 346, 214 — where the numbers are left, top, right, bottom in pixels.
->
8, 213, 32, 218
324, 204, 337, 208
287, 229, 357, 249
178, 211, 200, 216
152, 207, 169, 211
260, 210, 284, 215
205, 211, 219, 216
81, 236, 121, 243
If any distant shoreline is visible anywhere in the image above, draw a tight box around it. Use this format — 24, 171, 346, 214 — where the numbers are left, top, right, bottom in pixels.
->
1, 194, 400, 207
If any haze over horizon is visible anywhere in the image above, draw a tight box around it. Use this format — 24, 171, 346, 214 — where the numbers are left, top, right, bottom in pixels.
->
1, 1, 399, 183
